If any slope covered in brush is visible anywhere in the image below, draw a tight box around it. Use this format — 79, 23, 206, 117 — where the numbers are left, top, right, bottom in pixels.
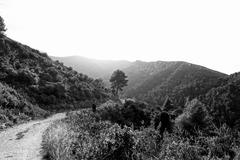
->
0, 36, 108, 112
0, 82, 47, 126
202, 72, 240, 129
123, 61, 227, 107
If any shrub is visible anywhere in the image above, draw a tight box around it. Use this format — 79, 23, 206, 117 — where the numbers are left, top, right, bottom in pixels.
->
42, 120, 75, 160
42, 107, 240, 160
159, 134, 203, 160
176, 99, 209, 134
97, 100, 151, 129
0, 16, 6, 35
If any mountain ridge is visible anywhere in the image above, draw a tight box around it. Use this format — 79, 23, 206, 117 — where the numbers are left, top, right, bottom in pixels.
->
52, 55, 227, 107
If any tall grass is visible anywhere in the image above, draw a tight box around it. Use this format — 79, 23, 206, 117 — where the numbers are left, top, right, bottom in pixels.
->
42, 119, 76, 160
42, 101, 240, 160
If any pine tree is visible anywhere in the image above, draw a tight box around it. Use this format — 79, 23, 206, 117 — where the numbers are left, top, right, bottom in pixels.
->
0, 16, 6, 35
110, 70, 128, 96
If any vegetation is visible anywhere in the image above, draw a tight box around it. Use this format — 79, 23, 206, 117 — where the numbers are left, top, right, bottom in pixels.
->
0, 16, 6, 35
203, 72, 240, 129
123, 61, 226, 107
41, 71, 240, 159
0, 82, 48, 129
0, 16, 109, 127
43, 100, 240, 160
0, 36, 109, 112
110, 70, 128, 96
1, 15, 240, 159
52, 56, 227, 109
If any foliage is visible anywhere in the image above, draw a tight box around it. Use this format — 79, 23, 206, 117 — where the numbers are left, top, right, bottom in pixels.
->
0, 16, 6, 35
0, 36, 109, 112
43, 110, 139, 160
43, 106, 240, 160
203, 72, 240, 129
124, 61, 226, 108
0, 82, 47, 128
175, 99, 210, 134
97, 100, 152, 129
110, 70, 128, 96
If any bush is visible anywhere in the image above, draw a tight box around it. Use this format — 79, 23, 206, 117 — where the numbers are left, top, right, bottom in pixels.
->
0, 82, 47, 126
97, 100, 151, 129
176, 99, 209, 134
42, 106, 240, 160
43, 110, 139, 160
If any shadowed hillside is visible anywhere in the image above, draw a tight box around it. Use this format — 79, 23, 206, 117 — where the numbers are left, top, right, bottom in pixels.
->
123, 61, 227, 107
202, 72, 240, 129
0, 35, 108, 126
0, 82, 47, 127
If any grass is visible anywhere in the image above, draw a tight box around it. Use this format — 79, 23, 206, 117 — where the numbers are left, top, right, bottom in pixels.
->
42, 119, 75, 160
42, 102, 240, 160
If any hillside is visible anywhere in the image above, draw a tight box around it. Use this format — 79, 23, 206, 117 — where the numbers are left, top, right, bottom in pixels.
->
53, 56, 227, 108
202, 71, 240, 128
0, 82, 47, 127
123, 61, 227, 107
0, 36, 108, 126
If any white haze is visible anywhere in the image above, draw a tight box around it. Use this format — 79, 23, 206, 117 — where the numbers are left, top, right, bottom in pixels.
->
0, 0, 240, 74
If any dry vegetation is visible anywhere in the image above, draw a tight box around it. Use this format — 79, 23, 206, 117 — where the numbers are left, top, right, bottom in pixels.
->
42, 100, 240, 160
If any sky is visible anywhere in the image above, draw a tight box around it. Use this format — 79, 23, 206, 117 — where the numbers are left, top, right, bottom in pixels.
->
0, 0, 240, 74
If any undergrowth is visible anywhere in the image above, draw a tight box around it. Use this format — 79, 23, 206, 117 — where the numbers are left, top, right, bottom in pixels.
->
42, 101, 240, 160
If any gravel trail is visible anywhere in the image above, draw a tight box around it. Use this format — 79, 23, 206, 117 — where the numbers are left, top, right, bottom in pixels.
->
0, 113, 65, 160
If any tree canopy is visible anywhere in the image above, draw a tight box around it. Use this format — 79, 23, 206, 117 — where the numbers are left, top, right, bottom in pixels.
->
110, 69, 128, 96
0, 16, 6, 35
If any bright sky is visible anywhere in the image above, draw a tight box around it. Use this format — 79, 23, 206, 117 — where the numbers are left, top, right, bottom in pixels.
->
0, 0, 240, 74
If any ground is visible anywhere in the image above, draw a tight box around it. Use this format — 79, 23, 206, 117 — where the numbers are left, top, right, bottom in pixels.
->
0, 113, 65, 160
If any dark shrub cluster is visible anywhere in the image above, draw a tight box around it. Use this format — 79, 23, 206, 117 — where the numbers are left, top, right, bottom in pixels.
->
97, 100, 152, 129
0, 82, 47, 127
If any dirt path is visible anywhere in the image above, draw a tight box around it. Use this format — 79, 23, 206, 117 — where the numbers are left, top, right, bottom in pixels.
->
0, 113, 66, 160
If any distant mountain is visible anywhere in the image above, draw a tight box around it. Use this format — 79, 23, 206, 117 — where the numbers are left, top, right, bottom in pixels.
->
0, 36, 108, 126
51, 56, 131, 79
53, 56, 227, 107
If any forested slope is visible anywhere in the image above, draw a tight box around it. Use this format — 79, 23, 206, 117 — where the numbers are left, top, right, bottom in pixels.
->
202, 72, 240, 129
0, 35, 108, 126
123, 61, 227, 107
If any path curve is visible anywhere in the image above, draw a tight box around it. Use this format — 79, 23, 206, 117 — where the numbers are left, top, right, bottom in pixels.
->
0, 113, 65, 160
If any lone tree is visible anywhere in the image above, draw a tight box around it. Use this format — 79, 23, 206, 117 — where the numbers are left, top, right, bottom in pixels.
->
110, 69, 128, 96
0, 16, 6, 35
